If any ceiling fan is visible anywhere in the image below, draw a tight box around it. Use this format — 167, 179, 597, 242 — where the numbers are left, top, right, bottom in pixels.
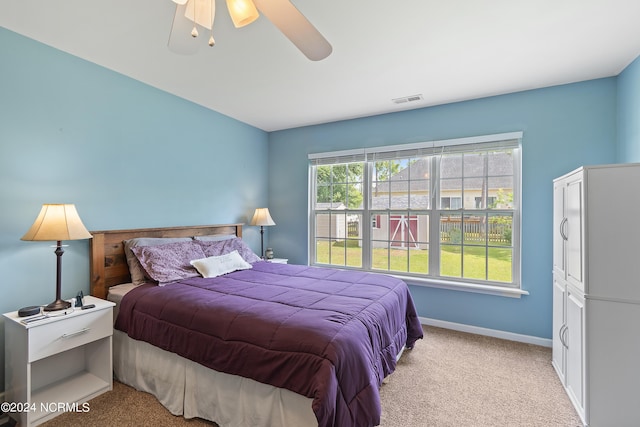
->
168, 0, 332, 61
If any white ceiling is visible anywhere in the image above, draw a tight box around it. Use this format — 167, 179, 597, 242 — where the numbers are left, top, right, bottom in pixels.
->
2, 0, 640, 132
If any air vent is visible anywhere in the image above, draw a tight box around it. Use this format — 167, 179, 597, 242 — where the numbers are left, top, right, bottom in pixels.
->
392, 94, 423, 104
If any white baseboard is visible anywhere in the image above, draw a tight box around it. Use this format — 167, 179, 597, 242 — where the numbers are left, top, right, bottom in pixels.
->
420, 317, 552, 348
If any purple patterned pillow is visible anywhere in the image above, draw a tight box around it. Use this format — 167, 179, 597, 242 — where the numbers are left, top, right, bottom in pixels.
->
196, 237, 261, 263
124, 237, 192, 285
131, 241, 206, 286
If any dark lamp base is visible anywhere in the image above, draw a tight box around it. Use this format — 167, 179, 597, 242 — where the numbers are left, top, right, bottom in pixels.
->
43, 299, 72, 312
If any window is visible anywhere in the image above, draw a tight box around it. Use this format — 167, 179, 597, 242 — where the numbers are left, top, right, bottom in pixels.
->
441, 197, 462, 210
309, 133, 522, 293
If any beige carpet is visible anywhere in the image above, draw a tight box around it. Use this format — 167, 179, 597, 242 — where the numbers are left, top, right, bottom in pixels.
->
42, 326, 582, 427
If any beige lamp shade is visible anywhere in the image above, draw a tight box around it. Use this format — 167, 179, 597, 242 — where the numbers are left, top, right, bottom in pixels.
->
21, 204, 92, 242
226, 0, 259, 28
250, 208, 276, 227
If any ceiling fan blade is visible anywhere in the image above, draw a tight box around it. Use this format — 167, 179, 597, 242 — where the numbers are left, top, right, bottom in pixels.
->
252, 0, 332, 61
168, 2, 199, 54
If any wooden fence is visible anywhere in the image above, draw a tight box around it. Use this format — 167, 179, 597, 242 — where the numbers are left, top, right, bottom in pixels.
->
440, 216, 511, 244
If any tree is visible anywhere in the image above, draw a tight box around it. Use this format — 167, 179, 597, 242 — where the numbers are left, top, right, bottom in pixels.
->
316, 163, 363, 209
373, 160, 403, 196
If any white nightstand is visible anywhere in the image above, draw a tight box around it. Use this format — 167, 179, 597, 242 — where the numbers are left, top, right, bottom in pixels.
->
267, 258, 288, 264
3, 296, 115, 426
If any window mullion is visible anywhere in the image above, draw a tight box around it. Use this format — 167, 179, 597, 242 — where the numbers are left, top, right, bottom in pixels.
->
362, 162, 372, 270
430, 155, 440, 277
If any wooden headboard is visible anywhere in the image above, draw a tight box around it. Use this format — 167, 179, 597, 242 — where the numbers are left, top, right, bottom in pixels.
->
89, 223, 243, 299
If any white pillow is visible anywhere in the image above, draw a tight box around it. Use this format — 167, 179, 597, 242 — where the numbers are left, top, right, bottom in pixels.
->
190, 250, 252, 278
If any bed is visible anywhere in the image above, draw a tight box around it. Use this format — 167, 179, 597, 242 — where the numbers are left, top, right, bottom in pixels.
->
90, 224, 423, 427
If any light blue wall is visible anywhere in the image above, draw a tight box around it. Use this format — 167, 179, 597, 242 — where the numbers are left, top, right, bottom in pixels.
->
617, 55, 640, 162
268, 79, 618, 340
0, 28, 269, 391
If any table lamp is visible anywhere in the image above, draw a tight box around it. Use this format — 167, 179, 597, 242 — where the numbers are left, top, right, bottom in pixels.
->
250, 208, 275, 259
21, 204, 92, 311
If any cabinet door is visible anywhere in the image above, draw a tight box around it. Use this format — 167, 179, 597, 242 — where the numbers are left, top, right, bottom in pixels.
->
552, 180, 566, 278
565, 288, 585, 420
565, 175, 584, 291
588, 299, 640, 426
551, 276, 566, 383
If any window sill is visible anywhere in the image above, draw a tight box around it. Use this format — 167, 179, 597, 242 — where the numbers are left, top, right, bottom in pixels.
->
310, 263, 528, 298
389, 274, 529, 298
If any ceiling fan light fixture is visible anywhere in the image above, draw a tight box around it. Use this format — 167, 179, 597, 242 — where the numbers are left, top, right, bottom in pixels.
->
226, 0, 259, 28
184, 0, 215, 30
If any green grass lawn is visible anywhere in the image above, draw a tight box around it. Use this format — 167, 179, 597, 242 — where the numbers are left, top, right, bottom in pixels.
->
316, 240, 512, 283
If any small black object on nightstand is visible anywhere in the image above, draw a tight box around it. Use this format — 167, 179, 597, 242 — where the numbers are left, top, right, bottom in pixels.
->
18, 306, 40, 317
75, 290, 84, 308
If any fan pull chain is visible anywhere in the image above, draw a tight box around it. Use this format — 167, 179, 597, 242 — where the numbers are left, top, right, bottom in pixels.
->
191, 0, 199, 37
209, 0, 215, 46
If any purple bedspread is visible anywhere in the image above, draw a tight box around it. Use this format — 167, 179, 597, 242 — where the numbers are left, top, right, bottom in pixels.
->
115, 261, 423, 427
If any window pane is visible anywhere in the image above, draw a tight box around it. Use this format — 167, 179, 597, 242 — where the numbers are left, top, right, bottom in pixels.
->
389, 247, 409, 273
441, 213, 461, 277
316, 185, 331, 206
488, 213, 513, 246
463, 245, 487, 280
315, 239, 330, 264
388, 214, 417, 246
371, 189, 390, 209
371, 211, 389, 271
463, 214, 486, 244
488, 179, 514, 209
331, 184, 347, 207
488, 247, 512, 282
372, 212, 429, 274
347, 214, 361, 238
388, 159, 407, 181
347, 164, 364, 209
316, 166, 331, 185
331, 240, 346, 266
441, 154, 462, 179
330, 213, 347, 240
316, 213, 363, 268
371, 212, 388, 233
372, 243, 389, 270
332, 165, 347, 183
348, 163, 363, 182
440, 178, 462, 209
440, 244, 461, 278
441, 213, 462, 244
389, 180, 409, 209
410, 179, 430, 209
409, 243, 429, 274
346, 214, 363, 267
463, 152, 486, 177
315, 213, 331, 238
346, 239, 362, 267
315, 163, 365, 209
463, 177, 485, 209
488, 150, 514, 176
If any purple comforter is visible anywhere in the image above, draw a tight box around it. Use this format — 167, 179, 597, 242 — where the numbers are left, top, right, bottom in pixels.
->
115, 261, 423, 427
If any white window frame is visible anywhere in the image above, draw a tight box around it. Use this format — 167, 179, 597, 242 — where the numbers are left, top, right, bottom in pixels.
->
308, 132, 527, 298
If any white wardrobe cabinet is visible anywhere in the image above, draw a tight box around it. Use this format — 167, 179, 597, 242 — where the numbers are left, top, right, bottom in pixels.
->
552, 164, 640, 427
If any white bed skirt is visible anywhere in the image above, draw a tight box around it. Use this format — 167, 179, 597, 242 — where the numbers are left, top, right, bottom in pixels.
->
113, 330, 317, 427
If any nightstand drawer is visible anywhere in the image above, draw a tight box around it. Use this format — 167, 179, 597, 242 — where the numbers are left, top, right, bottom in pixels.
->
29, 309, 112, 362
